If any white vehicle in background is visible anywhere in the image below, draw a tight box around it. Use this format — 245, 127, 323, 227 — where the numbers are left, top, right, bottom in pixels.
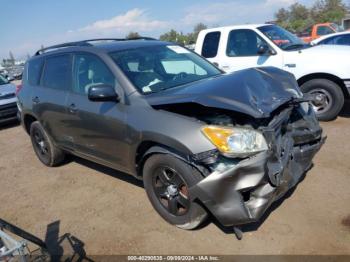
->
195, 24, 350, 121
311, 31, 350, 46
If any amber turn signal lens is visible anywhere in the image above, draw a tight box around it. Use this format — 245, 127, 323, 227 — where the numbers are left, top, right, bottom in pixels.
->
201, 126, 235, 153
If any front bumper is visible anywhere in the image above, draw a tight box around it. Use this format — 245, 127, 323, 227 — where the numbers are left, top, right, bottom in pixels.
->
189, 103, 325, 226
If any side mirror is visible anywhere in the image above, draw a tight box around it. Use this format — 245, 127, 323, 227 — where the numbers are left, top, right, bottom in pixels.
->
88, 84, 119, 102
257, 44, 273, 55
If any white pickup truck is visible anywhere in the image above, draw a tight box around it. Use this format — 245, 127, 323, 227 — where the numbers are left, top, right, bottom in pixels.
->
195, 24, 350, 121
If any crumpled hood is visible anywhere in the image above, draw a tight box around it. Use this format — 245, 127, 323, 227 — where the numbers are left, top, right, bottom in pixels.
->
146, 67, 303, 118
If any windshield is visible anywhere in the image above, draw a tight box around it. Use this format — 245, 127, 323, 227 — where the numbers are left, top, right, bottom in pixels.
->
258, 25, 308, 51
0, 74, 9, 85
110, 45, 221, 94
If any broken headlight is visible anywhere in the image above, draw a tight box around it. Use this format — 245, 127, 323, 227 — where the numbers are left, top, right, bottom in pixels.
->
201, 126, 268, 158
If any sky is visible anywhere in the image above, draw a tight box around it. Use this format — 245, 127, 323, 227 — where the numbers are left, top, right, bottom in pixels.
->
1, 0, 316, 60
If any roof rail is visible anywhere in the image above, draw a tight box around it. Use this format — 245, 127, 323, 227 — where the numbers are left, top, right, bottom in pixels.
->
34, 41, 91, 56
34, 37, 158, 56
83, 37, 157, 42
126, 37, 157, 40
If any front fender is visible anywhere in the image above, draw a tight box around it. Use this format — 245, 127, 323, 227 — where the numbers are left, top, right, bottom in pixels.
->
136, 145, 207, 178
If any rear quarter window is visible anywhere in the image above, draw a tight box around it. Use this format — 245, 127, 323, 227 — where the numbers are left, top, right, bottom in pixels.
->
42, 54, 72, 90
201, 31, 221, 58
27, 58, 44, 86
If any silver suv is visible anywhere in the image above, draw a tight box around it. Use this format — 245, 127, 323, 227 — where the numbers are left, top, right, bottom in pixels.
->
0, 74, 18, 124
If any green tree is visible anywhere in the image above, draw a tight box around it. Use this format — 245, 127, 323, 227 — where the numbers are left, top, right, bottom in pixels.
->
290, 3, 309, 21
126, 31, 141, 39
188, 23, 208, 44
159, 29, 181, 43
290, 3, 313, 32
276, 8, 290, 22
160, 23, 208, 45
176, 32, 188, 45
274, 0, 348, 32
311, 0, 347, 23
275, 8, 291, 29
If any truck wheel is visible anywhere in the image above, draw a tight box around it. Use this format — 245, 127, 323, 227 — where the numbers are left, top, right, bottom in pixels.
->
30, 121, 65, 167
143, 154, 207, 230
300, 79, 344, 121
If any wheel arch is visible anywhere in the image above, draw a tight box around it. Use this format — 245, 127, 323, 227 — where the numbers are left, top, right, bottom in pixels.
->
134, 141, 200, 179
23, 113, 38, 134
297, 73, 349, 99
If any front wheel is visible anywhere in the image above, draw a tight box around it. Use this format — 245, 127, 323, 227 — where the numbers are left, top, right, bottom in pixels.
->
143, 154, 207, 230
300, 79, 344, 121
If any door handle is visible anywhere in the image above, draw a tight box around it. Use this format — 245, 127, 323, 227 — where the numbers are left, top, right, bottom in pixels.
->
285, 63, 296, 68
69, 103, 78, 114
32, 96, 40, 104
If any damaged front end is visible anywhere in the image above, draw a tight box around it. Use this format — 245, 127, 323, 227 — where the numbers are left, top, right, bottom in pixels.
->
147, 67, 325, 227
189, 101, 325, 227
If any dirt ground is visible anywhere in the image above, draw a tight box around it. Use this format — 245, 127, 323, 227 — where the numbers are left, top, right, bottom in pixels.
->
0, 104, 349, 257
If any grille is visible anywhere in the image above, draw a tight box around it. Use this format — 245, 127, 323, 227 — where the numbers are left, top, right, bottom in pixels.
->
0, 102, 17, 118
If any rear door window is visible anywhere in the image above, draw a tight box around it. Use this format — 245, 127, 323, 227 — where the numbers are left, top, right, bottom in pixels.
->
226, 29, 267, 57
42, 54, 72, 90
28, 58, 44, 86
201, 31, 221, 58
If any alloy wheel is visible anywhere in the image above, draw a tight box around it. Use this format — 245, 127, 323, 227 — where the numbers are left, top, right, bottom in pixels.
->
152, 166, 190, 216
33, 129, 49, 156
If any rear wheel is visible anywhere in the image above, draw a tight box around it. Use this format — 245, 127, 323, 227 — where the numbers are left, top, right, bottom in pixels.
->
143, 154, 207, 230
30, 121, 65, 167
300, 79, 344, 121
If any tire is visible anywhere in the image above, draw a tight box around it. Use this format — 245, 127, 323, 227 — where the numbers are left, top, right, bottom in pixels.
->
143, 154, 207, 230
30, 121, 65, 167
300, 79, 344, 121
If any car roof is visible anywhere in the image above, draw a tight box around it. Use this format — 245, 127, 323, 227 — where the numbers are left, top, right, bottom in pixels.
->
312, 31, 350, 44
93, 40, 169, 52
199, 24, 271, 33
31, 39, 172, 59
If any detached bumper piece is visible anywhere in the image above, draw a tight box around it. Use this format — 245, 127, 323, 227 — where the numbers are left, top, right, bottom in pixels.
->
190, 103, 325, 227
0, 102, 18, 124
